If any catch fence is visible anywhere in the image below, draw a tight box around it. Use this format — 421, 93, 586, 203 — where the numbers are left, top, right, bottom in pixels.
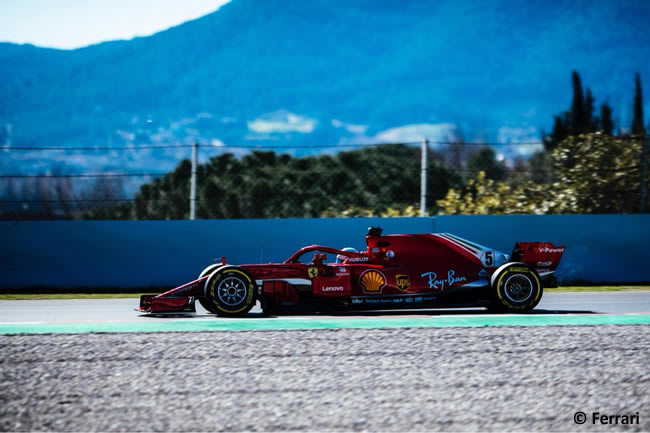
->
1, 136, 647, 220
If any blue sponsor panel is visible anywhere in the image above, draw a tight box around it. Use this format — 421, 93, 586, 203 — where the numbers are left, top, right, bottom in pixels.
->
0, 218, 433, 290
435, 215, 650, 283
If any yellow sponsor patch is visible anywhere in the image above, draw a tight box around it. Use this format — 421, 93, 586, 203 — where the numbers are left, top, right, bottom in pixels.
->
308, 267, 319, 278
396, 274, 410, 291
360, 270, 386, 293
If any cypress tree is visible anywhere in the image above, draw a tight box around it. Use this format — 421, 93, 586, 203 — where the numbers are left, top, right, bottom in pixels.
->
600, 103, 614, 135
584, 87, 596, 132
544, 113, 570, 151
570, 71, 585, 135
631, 73, 645, 135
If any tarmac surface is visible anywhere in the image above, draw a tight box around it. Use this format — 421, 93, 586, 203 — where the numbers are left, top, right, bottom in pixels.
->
0, 291, 648, 431
1, 290, 650, 324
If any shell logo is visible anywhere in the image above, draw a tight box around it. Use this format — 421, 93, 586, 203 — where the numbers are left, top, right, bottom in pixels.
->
359, 270, 386, 293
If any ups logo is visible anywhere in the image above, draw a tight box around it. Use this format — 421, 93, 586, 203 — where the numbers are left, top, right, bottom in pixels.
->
396, 274, 410, 291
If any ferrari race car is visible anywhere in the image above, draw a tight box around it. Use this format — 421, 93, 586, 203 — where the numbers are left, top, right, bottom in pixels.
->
137, 227, 565, 317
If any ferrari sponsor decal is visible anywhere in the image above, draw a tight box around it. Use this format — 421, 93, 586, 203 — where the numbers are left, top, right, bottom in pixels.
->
421, 270, 467, 291
359, 269, 386, 294
395, 274, 410, 291
536, 261, 552, 267
538, 246, 565, 253
308, 267, 319, 278
338, 267, 346, 273
509, 267, 529, 272
350, 295, 437, 305
322, 286, 344, 292
347, 257, 369, 263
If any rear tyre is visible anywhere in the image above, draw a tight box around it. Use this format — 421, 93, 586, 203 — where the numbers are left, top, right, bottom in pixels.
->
489, 263, 542, 313
203, 267, 256, 317
198, 264, 222, 314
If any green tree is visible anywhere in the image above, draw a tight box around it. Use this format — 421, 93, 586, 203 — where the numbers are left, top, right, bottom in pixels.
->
527, 151, 554, 184
600, 103, 614, 135
438, 133, 647, 214
544, 113, 569, 151
584, 87, 597, 131
544, 71, 611, 149
467, 147, 506, 181
570, 71, 585, 135
632, 72, 645, 136
98, 144, 463, 219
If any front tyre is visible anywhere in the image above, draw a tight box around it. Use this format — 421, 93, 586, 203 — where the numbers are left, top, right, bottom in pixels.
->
203, 267, 256, 317
490, 263, 542, 313
198, 264, 223, 314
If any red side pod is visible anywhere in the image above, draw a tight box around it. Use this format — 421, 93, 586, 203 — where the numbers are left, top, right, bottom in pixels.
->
512, 242, 566, 272
262, 281, 299, 303
313, 273, 351, 297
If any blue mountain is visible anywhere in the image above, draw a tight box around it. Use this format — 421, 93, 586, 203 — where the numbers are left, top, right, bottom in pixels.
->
1, 0, 649, 173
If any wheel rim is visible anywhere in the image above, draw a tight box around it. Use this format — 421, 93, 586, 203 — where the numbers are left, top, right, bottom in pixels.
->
503, 274, 534, 303
217, 276, 248, 306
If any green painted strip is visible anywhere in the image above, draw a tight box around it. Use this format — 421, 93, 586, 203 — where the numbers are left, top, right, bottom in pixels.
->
0, 314, 649, 334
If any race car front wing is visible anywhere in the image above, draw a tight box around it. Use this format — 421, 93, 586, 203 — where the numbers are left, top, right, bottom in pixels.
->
136, 276, 208, 314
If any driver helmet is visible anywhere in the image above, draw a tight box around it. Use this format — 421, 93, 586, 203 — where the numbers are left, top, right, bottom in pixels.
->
337, 247, 359, 263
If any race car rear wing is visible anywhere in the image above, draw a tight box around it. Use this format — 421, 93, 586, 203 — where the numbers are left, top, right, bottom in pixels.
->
511, 242, 566, 286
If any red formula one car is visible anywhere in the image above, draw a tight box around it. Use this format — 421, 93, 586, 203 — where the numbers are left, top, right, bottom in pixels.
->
137, 227, 565, 317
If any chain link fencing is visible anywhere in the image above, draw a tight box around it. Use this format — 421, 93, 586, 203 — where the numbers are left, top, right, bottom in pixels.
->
1, 137, 647, 220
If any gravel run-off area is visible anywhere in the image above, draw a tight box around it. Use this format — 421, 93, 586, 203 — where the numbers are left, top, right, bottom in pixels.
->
1, 325, 649, 432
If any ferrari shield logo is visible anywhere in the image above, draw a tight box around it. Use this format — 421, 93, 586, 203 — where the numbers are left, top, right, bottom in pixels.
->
308, 267, 318, 278
396, 274, 410, 291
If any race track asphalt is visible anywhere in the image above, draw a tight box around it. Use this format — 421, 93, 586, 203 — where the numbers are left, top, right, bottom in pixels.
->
1, 290, 650, 325
0, 291, 648, 432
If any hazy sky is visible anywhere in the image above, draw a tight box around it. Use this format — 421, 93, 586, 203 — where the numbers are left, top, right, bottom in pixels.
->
0, 0, 231, 49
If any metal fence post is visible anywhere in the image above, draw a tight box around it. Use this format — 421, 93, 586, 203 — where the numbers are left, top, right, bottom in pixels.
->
190, 142, 198, 220
420, 139, 428, 216
641, 135, 649, 213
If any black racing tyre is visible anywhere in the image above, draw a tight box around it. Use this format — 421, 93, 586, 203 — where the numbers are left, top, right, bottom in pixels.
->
197, 264, 223, 314
202, 267, 256, 317
489, 263, 542, 313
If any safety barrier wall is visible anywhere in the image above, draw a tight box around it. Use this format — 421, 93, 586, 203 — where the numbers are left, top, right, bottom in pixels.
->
0, 218, 434, 289
1, 215, 648, 289
435, 215, 650, 284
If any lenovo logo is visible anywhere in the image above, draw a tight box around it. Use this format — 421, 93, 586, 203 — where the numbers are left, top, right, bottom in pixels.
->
322, 286, 344, 292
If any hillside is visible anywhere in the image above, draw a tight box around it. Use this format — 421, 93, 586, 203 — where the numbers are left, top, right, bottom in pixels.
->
1, 0, 649, 173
